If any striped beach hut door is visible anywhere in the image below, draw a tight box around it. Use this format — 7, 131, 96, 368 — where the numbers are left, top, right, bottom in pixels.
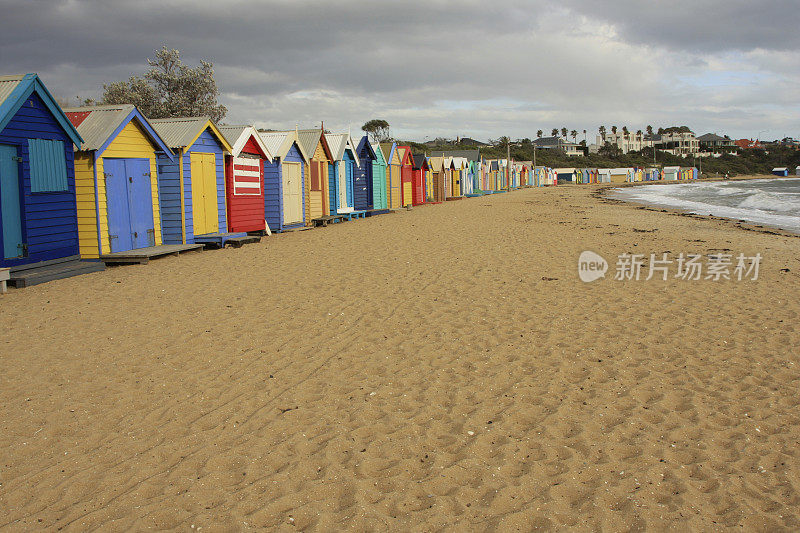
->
190, 153, 219, 235
337, 160, 353, 213
0, 144, 23, 258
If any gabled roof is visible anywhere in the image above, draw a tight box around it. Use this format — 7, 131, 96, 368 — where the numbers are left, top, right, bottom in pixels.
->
218, 125, 272, 159
355, 135, 376, 161
411, 153, 427, 170
325, 133, 360, 167
427, 156, 446, 172
296, 128, 333, 161
258, 130, 310, 162
371, 141, 387, 164
379, 142, 397, 163
396, 146, 414, 166
150, 116, 232, 152
0, 73, 82, 147
64, 104, 173, 159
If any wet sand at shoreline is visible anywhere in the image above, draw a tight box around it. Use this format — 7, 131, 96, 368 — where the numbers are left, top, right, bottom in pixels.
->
1, 180, 799, 530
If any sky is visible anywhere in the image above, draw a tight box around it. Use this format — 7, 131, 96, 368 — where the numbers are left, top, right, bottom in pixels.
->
2, 0, 799, 142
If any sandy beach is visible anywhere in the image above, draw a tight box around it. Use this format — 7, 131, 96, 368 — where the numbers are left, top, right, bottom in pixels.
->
1, 179, 799, 531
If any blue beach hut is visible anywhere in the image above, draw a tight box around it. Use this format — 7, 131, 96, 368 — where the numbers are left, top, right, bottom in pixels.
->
0, 74, 106, 286
259, 130, 310, 232
150, 117, 237, 247
325, 133, 359, 216
354, 135, 376, 212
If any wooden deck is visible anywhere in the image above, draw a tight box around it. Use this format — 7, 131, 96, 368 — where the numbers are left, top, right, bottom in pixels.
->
194, 232, 250, 249
7, 255, 105, 289
312, 215, 345, 227
100, 244, 203, 265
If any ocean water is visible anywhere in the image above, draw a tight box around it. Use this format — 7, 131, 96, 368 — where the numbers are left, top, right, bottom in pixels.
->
610, 178, 800, 234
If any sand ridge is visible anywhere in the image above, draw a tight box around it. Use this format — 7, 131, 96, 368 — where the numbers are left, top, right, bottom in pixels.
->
1, 184, 799, 530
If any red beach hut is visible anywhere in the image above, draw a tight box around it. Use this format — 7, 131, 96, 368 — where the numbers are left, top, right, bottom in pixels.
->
219, 125, 272, 234
411, 153, 428, 205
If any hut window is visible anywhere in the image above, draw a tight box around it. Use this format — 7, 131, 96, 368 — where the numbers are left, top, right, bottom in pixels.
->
28, 139, 68, 192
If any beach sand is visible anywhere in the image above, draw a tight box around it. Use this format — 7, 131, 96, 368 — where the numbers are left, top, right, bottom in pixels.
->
1, 180, 799, 531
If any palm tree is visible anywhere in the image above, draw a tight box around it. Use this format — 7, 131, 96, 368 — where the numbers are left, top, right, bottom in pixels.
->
551, 128, 558, 137
570, 130, 578, 142
537, 129, 543, 139
646, 125, 653, 137
611, 125, 618, 135
561, 127, 568, 139
599, 125, 606, 141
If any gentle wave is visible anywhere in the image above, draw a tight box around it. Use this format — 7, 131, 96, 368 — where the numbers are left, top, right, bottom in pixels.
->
610, 178, 800, 234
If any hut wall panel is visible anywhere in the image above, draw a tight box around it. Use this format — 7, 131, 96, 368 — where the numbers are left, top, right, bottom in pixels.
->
354, 146, 373, 211
263, 160, 282, 231
157, 153, 183, 244
0, 92, 79, 266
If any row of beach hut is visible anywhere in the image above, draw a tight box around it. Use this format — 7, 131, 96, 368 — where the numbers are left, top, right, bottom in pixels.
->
0, 73, 699, 288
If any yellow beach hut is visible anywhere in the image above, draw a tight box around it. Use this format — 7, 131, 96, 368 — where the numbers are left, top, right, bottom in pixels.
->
380, 142, 402, 209
64, 104, 176, 260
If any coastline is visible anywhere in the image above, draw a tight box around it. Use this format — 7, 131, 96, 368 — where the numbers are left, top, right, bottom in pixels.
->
596, 175, 800, 239
1, 184, 799, 530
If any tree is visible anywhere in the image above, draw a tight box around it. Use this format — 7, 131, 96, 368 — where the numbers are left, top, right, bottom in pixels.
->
646, 125, 653, 136
561, 127, 568, 139
611, 125, 618, 135
101, 46, 227, 122
551, 128, 558, 137
622, 126, 629, 138
570, 130, 578, 142
599, 126, 606, 141
361, 119, 390, 143
536, 129, 543, 139
599, 141, 622, 158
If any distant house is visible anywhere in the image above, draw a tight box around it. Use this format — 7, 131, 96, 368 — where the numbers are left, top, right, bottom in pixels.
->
595, 132, 646, 154
734, 138, 762, 150
697, 133, 734, 151
533, 136, 582, 156
650, 132, 699, 155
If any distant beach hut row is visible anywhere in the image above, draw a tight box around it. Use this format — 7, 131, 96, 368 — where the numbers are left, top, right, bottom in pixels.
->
0, 73, 704, 288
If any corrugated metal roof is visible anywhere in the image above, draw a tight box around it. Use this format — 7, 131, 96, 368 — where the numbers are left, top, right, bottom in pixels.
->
296, 129, 322, 158
0, 74, 25, 108
324, 133, 360, 166
218, 124, 272, 159
150, 116, 211, 149
218, 125, 247, 147
62, 104, 136, 151
258, 130, 292, 159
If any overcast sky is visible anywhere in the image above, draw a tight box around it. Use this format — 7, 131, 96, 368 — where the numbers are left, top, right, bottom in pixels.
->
2, 0, 798, 142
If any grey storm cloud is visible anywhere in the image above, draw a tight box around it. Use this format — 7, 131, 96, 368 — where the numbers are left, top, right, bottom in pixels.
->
1, 0, 798, 140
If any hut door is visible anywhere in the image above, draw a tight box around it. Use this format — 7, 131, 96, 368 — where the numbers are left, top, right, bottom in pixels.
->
282, 162, 302, 225
190, 153, 219, 235
0, 144, 24, 259
104, 158, 154, 253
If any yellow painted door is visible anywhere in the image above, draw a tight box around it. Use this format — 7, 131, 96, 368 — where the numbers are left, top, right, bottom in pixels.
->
190, 152, 219, 235
390, 164, 401, 209
453, 169, 461, 196
283, 162, 303, 225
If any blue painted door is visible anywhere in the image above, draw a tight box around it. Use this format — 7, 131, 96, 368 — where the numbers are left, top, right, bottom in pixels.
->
105, 158, 154, 253
104, 159, 133, 253
0, 144, 24, 259
127, 159, 155, 248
